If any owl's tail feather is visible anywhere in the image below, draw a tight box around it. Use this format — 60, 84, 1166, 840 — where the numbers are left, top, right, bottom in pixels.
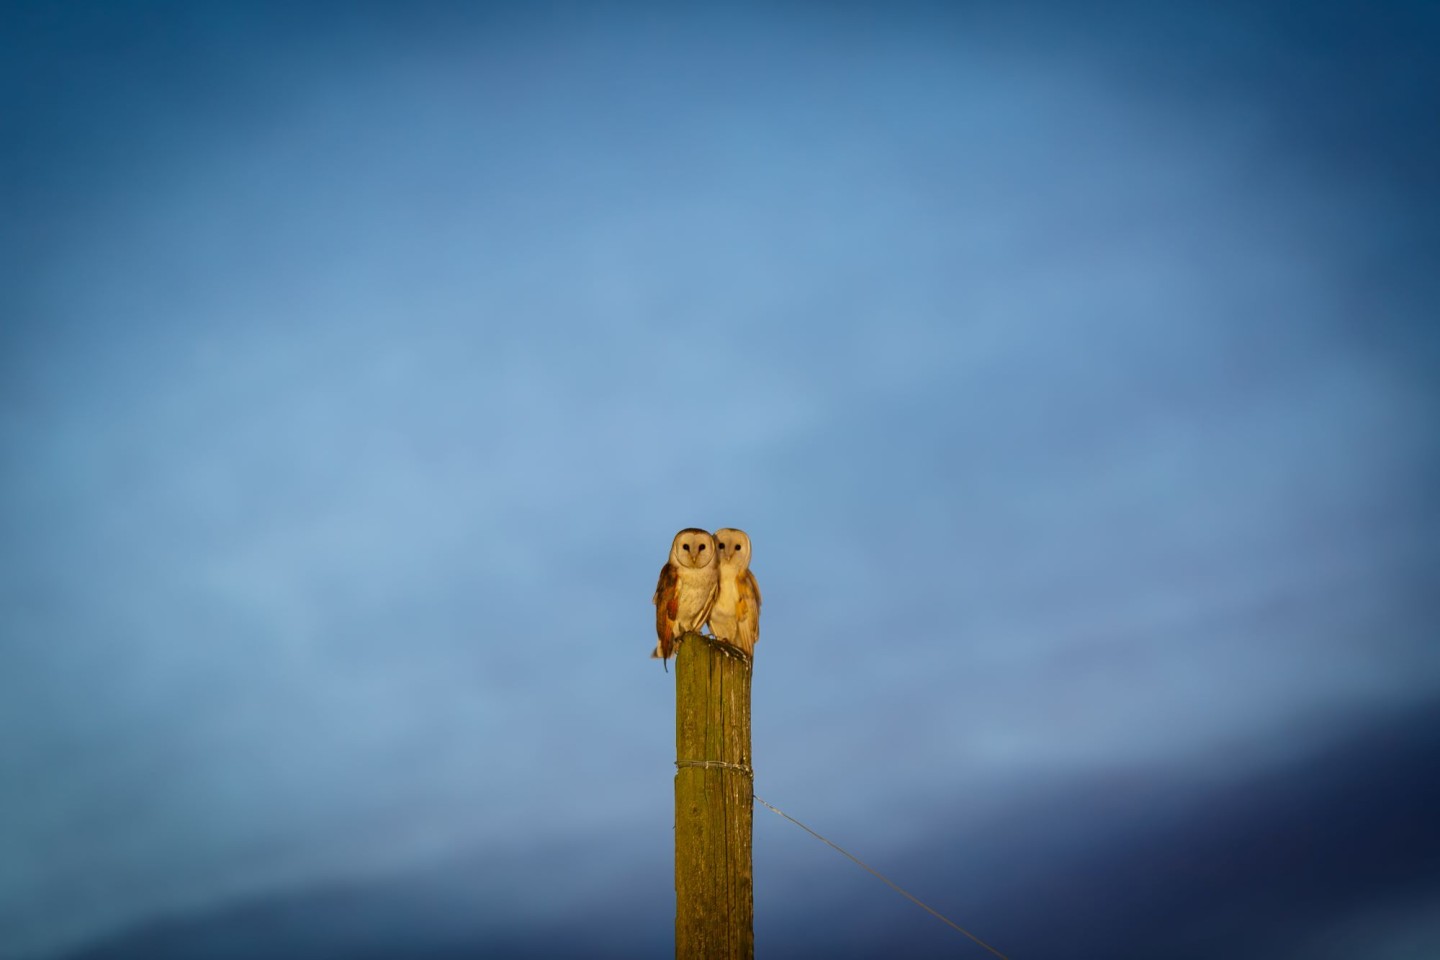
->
650, 644, 670, 673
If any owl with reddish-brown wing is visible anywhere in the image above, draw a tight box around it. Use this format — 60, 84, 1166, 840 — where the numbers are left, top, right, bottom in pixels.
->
707, 528, 762, 656
651, 528, 720, 668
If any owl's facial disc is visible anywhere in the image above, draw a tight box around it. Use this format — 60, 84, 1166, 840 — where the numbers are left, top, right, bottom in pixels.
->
679, 538, 710, 567
713, 529, 749, 568
672, 528, 716, 568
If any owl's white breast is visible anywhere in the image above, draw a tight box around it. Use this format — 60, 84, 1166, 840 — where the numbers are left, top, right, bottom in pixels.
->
673, 562, 718, 630
713, 570, 741, 611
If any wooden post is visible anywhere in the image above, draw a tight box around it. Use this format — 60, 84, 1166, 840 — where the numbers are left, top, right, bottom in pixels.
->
674, 631, 754, 960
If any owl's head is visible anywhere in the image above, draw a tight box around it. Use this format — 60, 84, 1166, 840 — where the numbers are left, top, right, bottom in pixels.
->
670, 527, 717, 569
713, 528, 751, 571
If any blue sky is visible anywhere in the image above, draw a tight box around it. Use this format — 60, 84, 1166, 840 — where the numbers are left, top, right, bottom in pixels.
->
3, 2, 1438, 958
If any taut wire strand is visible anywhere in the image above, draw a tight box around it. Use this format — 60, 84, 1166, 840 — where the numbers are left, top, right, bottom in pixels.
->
753, 794, 1011, 960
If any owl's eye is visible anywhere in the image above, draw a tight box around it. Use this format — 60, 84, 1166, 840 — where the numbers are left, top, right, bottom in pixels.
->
682, 544, 690, 551
698, 544, 706, 551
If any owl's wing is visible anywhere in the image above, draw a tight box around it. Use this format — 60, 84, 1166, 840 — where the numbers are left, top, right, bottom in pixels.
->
654, 563, 680, 662
738, 570, 761, 652
655, 563, 680, 617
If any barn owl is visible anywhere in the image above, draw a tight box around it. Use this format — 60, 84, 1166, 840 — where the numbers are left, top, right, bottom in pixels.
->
707, 528, 762, 656
651, 527, 720, 668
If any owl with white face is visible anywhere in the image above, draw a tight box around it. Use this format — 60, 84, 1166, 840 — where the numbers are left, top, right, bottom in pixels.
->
707, 527, 762, 656
651, 527, 720, 667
